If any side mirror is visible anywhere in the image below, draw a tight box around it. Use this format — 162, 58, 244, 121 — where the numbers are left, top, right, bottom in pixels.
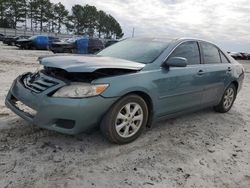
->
164, 57, 187, 67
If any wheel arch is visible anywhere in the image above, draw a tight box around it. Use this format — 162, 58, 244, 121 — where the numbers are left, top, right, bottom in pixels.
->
231, 80, 239, 92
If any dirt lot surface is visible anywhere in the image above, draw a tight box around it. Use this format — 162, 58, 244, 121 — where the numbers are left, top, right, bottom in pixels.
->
0, 43, 249, 188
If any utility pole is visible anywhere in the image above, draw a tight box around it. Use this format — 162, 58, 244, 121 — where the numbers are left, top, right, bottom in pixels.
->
132, 27, 135, 37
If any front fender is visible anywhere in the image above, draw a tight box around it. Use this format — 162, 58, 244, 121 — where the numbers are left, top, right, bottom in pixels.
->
94, 71, 158, 107
103, 85, 155, 99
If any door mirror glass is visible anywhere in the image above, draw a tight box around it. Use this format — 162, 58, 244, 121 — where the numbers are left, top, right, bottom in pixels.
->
164, 57, 187, 67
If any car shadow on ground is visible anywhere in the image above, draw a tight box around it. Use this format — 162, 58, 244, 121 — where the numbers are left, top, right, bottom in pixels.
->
0, 106, 244, 155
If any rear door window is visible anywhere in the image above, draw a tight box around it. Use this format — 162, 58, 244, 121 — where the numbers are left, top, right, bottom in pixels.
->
169, 41, 201, 65
201, 42, 221, 64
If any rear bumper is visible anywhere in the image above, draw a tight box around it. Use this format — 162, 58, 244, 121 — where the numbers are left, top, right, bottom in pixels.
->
5, 76, 117, 135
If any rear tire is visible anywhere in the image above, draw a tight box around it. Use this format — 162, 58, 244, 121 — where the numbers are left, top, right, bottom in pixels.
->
101, 94, 148, 144
214, 84, 236, 113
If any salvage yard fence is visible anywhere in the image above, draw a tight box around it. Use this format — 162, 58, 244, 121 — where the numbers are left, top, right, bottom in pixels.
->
0, 27, 73, 39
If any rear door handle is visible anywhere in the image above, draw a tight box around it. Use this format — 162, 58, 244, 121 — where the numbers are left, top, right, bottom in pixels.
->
227, 67, 232, 72
197, 70, 205, 75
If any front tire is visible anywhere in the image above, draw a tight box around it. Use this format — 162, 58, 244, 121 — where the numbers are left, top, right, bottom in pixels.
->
101, 94, 148, 144
214, 84, 236, 113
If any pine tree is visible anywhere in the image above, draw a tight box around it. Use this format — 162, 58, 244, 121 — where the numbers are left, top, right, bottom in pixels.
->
96, 10, 107, 38
34, 0, 52, 32
27, 0, 37, 31
0, 0, 123, 38
81, 4, 98, 37
53, 2, 68, 33
71, 4, 84, 35
0, 0, 10, 27
6, 0, 27, 29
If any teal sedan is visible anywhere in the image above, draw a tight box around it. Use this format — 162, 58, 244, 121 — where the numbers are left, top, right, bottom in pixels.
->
5, 38, 244, 144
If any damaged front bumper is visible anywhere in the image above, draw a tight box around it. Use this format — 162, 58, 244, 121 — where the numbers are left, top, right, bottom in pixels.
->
5, 73, 117, 135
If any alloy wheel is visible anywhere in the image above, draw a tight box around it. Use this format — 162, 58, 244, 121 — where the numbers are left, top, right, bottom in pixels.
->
115, 102, 143, 138
223, 87, 235, 110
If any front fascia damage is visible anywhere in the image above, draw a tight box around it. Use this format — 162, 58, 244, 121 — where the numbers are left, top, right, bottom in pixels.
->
41, 67, 140, 83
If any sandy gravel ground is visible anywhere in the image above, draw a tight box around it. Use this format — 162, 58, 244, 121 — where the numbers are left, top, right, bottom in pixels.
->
0, 43, 249, 188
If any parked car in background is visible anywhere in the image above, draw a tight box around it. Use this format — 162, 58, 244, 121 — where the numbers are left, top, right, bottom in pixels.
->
247, 54, 250, 60
0, 33, 5, 41
5, 38, 244, 144
104, 39, 119, 47
88, 38, 105, 53
232, 52, 250, 60
240, 53, 250, 60
2, 35, 14, 44
3, 35, 30, 46
228, 52, 244, 60
50, 38, 76, 53
16, 35, 60, 50
50, 37, 104, 54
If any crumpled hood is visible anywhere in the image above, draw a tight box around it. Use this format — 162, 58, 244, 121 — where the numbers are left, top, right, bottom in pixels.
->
39, 55, 145, 72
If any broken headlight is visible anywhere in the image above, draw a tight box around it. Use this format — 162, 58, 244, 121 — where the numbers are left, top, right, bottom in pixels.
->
52, 82, 109, 98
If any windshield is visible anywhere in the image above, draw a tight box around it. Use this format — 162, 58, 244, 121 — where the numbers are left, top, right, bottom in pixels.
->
97, 39, 169, 64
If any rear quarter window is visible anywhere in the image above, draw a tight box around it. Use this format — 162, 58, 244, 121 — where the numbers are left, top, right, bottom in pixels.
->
220, 51, 230, 63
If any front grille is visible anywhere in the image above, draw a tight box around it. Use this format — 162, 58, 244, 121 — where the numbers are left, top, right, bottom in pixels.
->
22, 72, 58, 93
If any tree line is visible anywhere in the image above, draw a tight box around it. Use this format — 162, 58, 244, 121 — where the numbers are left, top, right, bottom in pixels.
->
0, 0, 124, 39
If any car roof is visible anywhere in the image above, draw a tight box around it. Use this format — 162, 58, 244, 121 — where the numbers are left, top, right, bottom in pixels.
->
128, 37, 215, 44
127, 37, 173, 42
127, 37, 223, 51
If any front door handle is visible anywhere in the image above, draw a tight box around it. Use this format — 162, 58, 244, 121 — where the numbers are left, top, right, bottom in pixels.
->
197, 70, 205, 75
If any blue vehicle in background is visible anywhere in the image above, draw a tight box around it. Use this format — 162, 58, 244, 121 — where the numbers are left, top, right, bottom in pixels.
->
50, 37, 104, 54
15, 35, 60, 50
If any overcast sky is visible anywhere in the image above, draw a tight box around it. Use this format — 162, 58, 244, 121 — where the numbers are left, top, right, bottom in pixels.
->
51, 0, 250, 52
